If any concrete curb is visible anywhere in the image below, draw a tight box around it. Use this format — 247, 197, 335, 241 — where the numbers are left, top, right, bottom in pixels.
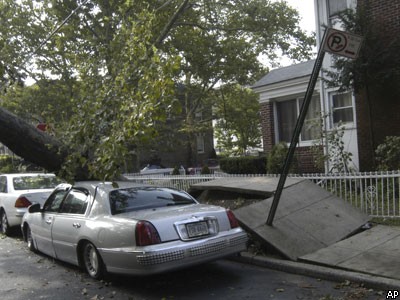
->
232, 252, 400, 290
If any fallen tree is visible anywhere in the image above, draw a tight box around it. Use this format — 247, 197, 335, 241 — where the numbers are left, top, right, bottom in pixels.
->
0, 107, 89, 179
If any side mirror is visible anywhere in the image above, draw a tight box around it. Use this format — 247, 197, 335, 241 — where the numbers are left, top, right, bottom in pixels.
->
28, 203, 42, 213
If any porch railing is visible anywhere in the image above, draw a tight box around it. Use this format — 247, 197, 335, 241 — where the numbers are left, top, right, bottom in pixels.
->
124, 171, 400, 218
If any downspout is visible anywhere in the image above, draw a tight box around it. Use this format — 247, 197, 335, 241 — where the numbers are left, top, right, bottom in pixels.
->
315, 0, 330, 173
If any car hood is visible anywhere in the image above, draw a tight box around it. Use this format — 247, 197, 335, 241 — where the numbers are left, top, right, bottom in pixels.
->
116, 204, 231, 242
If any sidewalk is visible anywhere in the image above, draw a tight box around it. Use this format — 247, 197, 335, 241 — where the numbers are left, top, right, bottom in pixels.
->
300, 225, 400, 282
233, 251, 400, 290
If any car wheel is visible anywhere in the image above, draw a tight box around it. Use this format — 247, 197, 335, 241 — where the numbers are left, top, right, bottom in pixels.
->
26, 225, 37, 252
82, 242, 106, 279
0, 210, 10, 235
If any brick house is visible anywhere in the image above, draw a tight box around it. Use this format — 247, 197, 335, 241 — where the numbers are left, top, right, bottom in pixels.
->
253, 0, 400, 173
137, 85, 215, 171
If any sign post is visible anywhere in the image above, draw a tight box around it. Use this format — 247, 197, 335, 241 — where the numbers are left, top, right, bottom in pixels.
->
266, 28, 362, 226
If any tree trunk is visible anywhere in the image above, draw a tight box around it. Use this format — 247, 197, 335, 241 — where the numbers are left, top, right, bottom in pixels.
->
0, 107, 67, 174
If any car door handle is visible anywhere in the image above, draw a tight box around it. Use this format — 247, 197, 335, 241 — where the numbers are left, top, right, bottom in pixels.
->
45, 218, 52, 224
72, 223, 81, 228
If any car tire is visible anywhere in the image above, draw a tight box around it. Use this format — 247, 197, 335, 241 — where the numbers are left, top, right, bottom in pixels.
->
0, 209, 10, 236
26, 225, 37, 252
82, 242, 106, 279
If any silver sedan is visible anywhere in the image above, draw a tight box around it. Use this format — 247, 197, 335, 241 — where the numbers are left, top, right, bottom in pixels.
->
21, 181, 248, 279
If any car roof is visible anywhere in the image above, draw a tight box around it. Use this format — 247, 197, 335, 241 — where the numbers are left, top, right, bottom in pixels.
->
73, 181, 152, 195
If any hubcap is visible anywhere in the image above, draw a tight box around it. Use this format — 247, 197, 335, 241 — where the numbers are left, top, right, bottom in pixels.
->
27, 228, 33, 249
85, 244, 99, 276
1, 212, 7, 234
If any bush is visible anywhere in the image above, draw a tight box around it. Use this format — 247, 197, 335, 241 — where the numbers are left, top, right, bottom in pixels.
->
375, 136, 400, 171
0, 155, 42, 173
200, 165, 211, 175
266, 142, 297, 174
219, 156, 267, 174
0, 155, 22, 173
172, 166, 180, 175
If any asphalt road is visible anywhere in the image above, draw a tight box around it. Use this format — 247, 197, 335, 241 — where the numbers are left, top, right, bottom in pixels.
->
0, 233, 385, 300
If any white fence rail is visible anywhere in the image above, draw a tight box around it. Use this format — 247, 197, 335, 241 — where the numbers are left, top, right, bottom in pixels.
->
299, 171, 400, 218
124, 171, 400, 218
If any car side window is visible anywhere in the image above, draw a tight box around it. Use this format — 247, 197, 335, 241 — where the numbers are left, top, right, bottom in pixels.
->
43, 189, 68, 212
59, 189, 89, 214
0, 176, 7, 193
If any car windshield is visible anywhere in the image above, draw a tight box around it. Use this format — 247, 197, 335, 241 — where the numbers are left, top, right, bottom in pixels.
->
109, 187, 196, 215
13, 175, 62, 190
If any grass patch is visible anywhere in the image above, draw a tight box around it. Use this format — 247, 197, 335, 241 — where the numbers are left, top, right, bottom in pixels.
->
371, 217, 400, 226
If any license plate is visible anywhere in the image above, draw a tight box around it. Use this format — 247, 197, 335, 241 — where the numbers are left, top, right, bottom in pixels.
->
186, 221, 209, 238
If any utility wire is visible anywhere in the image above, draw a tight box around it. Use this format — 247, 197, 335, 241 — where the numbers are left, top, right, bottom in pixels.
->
32, 0, 90, 56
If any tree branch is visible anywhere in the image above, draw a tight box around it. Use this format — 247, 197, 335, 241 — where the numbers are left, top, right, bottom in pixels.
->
154, 0, 190, 48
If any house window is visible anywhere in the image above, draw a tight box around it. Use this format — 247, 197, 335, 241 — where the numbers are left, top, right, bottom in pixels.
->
331, 92, 353, 124
277, 99, 297, 143
195, 111, 203, 122
196, 135, 205, 153
300, 96, 322, 141
276, 95, 321, 143
328, 0, 347, 16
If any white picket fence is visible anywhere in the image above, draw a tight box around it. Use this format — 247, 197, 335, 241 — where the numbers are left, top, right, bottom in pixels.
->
124, 171, 400, 218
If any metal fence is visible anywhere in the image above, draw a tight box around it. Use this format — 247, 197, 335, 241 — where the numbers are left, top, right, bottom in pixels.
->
298, 171, 400, 218
124, 172, 228, 191
124, 171, 400, 218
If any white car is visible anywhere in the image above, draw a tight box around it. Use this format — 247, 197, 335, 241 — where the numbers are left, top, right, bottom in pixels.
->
0, 173, 62, 235
140, 165, 175, 175
21, 181, 248, 279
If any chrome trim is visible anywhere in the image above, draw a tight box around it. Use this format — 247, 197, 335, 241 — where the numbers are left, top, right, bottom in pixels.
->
174, 216, 219, 241
137, 250, 185, 265
134, 232, 248, 266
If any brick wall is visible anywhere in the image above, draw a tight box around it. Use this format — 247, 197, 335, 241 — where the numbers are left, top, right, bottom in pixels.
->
294, 146, 324, 174
355, 0, 400, 171
259, 102, 275, 152
358, 0, 400, 33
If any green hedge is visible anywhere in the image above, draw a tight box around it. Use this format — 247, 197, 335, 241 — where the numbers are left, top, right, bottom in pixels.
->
0, 155, 41, 173
0, 155, 22, 173
219, 156, 267, 174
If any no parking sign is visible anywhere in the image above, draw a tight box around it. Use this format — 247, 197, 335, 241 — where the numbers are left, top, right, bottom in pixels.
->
322, 28, 363, 59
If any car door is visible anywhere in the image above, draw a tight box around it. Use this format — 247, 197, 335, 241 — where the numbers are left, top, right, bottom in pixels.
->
0, 176, 13, 218
51, 188, 90, 265
32, 188, 69, 257
0, 175, 8, 209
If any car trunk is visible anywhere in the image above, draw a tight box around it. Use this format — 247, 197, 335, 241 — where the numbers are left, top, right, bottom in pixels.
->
116, 204, 231, 242
19, 190, 54, 206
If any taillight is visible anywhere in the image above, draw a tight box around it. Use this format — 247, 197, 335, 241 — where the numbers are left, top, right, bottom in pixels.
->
226, 210, 239, 229
135, 221, 161, 246
15, 196, 32, 208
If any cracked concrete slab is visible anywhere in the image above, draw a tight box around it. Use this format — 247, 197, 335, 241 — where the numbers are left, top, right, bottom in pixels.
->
193, 177, 370, 260
300, 225, 400, 280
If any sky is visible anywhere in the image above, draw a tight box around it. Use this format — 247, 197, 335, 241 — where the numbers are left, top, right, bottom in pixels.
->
284, 0, 316, 33
268, 0, 316, 66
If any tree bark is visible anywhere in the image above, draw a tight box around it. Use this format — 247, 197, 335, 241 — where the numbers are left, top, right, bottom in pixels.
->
0, 107, 66, 173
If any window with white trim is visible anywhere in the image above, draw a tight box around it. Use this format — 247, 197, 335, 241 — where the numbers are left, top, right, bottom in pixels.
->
195, 110, 203, 122
328, 0, 348, 17
276, 95, 321, 143
196, 134, 205, 153
331, 92, 354, 125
